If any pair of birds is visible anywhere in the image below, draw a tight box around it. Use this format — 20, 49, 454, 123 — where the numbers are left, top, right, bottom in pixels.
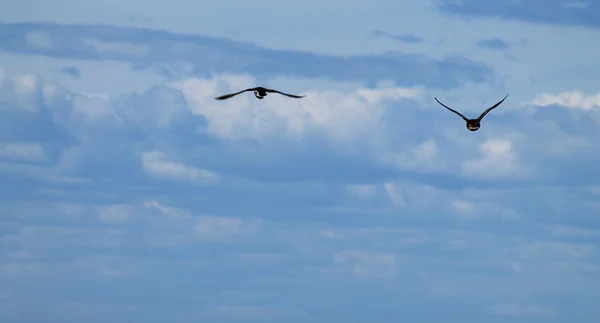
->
215, 86, 508, 132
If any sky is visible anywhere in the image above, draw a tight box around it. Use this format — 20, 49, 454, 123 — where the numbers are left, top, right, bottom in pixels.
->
1, 0, 600, 322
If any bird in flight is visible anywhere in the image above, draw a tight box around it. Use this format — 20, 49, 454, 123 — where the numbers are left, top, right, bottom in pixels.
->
214, 86, 306, 100
433, 94, 509, 131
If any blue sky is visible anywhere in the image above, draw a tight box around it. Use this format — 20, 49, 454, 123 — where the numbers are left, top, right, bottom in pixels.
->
1, 0, 599, 322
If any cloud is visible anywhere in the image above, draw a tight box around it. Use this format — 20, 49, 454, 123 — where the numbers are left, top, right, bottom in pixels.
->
98, 204, 136, 223
141, 151, 220, 184
452, 200, 476, 217
0, 69, 44, 112
333, 250, 397, 278
164, 74, 458, 181
2, 60, 600, 191
370, 29, 423, 44
383, 182, 407, 206
195, 216, 261, 242
0, 22, 493, 89
531, 90, 600, 110
2, 196, 598, 322
142, 200, 188, 218
540, 224, 600, 238
435, 0, 600, 29
60, 66, 80, 78
25, 30, 53, 49
476, 37, 511, 50
2, 21, 600, 321
345, 184, 378, 199
461, 139, 528, 180
0, 143, 45, 162
0, 70, 75, 172
168, 75, 422, 143
84, 38, 149, 56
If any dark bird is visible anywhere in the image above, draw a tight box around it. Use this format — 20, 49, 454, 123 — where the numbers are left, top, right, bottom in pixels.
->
434, 94, 509, 131
214, 86, 306, 100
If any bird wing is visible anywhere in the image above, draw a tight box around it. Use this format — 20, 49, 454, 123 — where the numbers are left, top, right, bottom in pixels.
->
214, 88, 255, 100
477, 93, 509, 121
266, 89, 306, 98
434, 97, 468, 121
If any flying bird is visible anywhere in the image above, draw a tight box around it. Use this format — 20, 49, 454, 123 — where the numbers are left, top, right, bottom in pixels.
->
214, 86, 306, 100
434, 94, 509, 131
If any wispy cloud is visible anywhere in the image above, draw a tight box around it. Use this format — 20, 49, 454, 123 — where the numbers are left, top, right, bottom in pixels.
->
531, 90, 600, 110
0, 22, 492, 89
0, 143, 45, 162
477, 37, 511, 50
371, 29, 423, 44
60, 66, 80, 78
141, 151, 220, 184
436, 0, 600, 29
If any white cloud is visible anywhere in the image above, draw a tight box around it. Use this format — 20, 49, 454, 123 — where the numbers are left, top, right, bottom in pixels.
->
0, 143, 45, 162
41, 82, 71, 108
0, 70, 42, 112
540, 224, 600, 238
141, 200, 261, 245
83, 39, 149, 56
384, 182, 406, 206
195, 216, 260, 242
13, 73, 39, 96
518, 241, 595, 261
168, 75, 421, 144
3, 66, 568, 185
165, 74, 457, 175
489, 303, 555, 317
142, 200, 189, 219
25, 31, 53, 49
163, 74, 455, 177
346, 184, 378, 199
452, 200, 475, 217
141, 151, 219, 183
98, 205, 136, 223
0, 261, 48, 277
356, 86, 424, 105
383, 181, 446, 210
2, 19, 600, 323
71, 92, 119, 122
509, 240, 597, 274
462, 139, 525, 179
531, 90, 600, 110
384, 138, 443, 171
332, 250, 397, 278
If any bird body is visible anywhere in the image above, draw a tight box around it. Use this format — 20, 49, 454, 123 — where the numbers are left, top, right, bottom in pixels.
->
434, 94, 509, 131
215, 86, 305, 100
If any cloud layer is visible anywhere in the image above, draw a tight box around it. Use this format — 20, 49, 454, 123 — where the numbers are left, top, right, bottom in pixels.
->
1, 14, 600, 323
0, 22, 493, 88
436, 0, 600, 29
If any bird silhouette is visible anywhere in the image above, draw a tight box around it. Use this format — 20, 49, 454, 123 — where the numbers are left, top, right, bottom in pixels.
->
434, 94, 509, 131
215, 86, 306, 100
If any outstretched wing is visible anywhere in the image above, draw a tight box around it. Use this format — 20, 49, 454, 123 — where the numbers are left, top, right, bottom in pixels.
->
434, 97, 468, 121
477, 93, 509, 121
214, 88, 255, 100
266, 89, 306, 98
